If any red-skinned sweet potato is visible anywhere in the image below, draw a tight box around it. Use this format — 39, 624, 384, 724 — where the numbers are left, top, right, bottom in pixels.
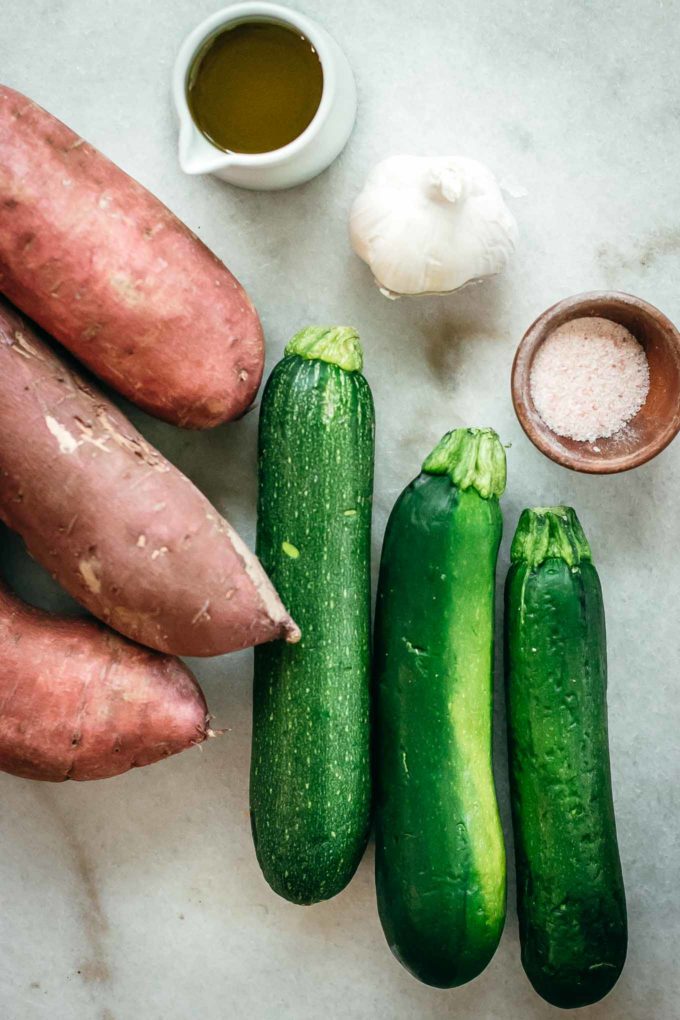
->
0, 84, 263, 429
0, 298, 299, 656
0, 578, 209, 782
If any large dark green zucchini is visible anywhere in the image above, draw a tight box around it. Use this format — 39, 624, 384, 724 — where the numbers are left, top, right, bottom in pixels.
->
373, 428, 507, 988
505, 506, 627, 1009
250, 326, 374, 905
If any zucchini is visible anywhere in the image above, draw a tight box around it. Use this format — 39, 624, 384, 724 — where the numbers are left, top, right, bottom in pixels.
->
250, 326, 374, 904
373, 428, 507, 987
505, 506, 627, 1009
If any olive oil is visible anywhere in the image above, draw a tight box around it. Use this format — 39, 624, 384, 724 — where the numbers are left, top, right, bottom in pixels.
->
187, 22, 324, 155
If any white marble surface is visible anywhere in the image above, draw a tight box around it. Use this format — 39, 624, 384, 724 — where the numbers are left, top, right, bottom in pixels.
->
1, 1, 680, 1017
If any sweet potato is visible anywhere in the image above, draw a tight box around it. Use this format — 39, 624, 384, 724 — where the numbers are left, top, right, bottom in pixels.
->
0, 84, 263, 429
0, 577, 209, 782
0, 298, 299, 656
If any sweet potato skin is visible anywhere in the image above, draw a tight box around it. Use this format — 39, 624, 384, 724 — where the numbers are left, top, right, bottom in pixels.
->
0, 581, 209, 781
0, 84, 263, 428
0, 299, 299, 656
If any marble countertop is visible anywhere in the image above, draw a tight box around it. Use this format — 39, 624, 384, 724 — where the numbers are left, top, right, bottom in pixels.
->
2, 1, 680, 1018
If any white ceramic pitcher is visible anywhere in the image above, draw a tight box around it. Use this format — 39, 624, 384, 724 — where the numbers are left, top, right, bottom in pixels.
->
173, 3, 357, 190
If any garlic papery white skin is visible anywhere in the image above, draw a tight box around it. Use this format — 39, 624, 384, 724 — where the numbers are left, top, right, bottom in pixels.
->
349, 155, 518, 298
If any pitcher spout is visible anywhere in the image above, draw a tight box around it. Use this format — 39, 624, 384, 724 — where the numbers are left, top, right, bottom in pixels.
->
178, 121, 233, 176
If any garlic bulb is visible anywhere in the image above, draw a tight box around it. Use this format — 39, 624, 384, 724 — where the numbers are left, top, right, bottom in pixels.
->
349, 155, 518, 298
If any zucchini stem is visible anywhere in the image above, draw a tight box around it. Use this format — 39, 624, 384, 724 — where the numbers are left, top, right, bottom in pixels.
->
422, 427, 506, 499
511, 506, 592, 568
285, 326, 363, 373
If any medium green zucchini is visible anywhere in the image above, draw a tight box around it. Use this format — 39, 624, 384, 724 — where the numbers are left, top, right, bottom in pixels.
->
250, 326, 374, 905
373, 428, 507, 988
505, 506, 627, 1009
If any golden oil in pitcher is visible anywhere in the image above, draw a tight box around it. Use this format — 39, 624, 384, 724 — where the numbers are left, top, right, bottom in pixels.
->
187, 22, 324, 154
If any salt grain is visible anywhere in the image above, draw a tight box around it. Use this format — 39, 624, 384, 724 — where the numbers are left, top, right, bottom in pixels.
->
530, 316, 650, 443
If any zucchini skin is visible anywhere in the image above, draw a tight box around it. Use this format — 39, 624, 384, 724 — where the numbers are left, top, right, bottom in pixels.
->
251, 338, 374, 904
505, 508, 627, 1009
374, 458, 506, 987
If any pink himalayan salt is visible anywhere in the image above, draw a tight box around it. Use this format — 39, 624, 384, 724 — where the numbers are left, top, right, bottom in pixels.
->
530, 316, 650, 443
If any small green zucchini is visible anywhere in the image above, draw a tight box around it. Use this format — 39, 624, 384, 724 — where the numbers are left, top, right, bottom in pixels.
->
250, 326, 374, 905
505, 506, 627, 1009
373, 428, 507, 988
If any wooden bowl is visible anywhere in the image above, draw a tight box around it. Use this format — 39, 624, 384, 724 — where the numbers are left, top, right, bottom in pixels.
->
511, 291, 680, 474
